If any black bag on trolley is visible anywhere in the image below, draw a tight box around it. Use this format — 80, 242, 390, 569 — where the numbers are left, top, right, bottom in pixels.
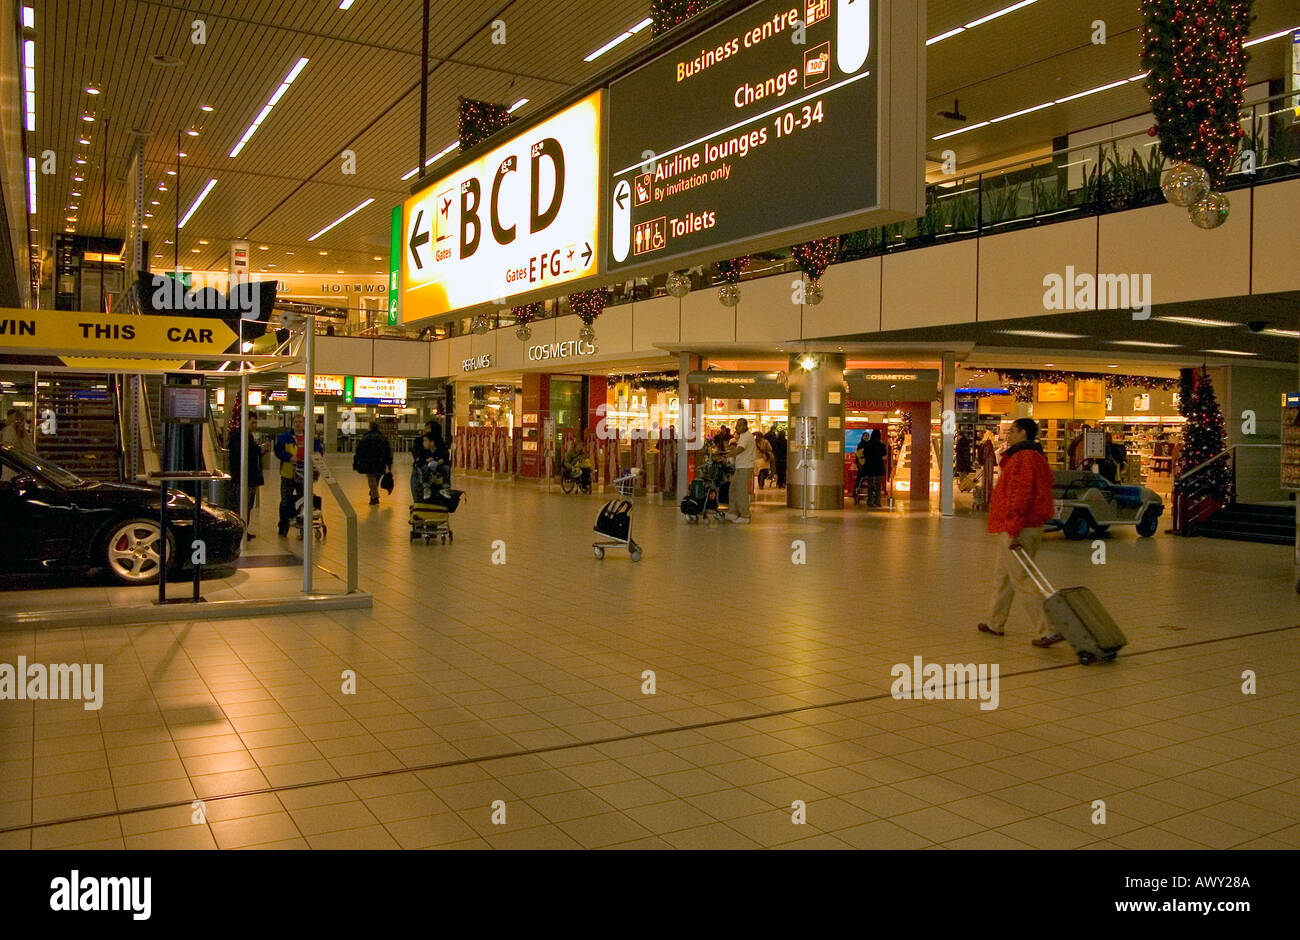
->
596, 500, 632, 541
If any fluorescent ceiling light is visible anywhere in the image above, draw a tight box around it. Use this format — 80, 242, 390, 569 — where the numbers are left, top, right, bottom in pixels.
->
23, 40, 35, 132
1055, 79, 1129, 104
1155, 316, 1237, 328
990, 101, 1053, 123
508, 98, 529, 113
1245, 26, 1299, 47
926, 0, 1039, 45
309, 198, 375, 240
1262, 328, 1300, 339
997, 329, 1088, 339
935, 66, 1148, 140
26, 157, 35, 213
338, 0, 357, 8
926, 27, 966, 45
178, 178, 217, 228
584, 17, 652, 62
229, 57, 309, 157
965, 0, 1038, 29
1203, 349, 1256, 356
933, 120, 989, 140
22, 6, 33, 28
1110, 340, 1180, 348
399, 140, 458, 181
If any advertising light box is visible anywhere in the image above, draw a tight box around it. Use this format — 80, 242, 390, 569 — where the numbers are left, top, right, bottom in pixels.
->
353, 376, 408, 406
604, 0, 923, 275
400, 93, 602, 322
288, 373, 345, 398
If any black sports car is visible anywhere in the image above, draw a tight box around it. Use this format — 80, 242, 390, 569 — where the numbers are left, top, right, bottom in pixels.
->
0, 444, 244, 585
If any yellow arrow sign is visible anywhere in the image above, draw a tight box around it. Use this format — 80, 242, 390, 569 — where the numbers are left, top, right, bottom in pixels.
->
0, 309, 238, 358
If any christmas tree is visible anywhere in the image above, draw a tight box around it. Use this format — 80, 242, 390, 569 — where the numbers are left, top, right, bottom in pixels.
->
1174, 370, 1231, 499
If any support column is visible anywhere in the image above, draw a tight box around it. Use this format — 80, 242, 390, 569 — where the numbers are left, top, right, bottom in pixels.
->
908, 402, 931, 504
786, 353, 847, 510
676, 352, 693, 502
941, 353, 956, 517
324, 401, 338, 454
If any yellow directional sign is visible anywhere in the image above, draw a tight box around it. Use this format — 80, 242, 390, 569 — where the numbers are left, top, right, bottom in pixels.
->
0, 309, 238, 358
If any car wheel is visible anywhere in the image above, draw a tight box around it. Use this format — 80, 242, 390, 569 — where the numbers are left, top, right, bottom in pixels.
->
1136, 507, 1160, 538
1063, 510, 1092, 541
104, 519, 174, 585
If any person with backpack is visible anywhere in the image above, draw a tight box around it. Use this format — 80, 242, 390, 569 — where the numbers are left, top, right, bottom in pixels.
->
353, 420, 393, 506
977, 418, 1060, 646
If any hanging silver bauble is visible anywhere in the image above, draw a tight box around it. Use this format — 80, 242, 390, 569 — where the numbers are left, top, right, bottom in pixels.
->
1188, 191, 1230, 230
515, 323, 532, 342
718, 283, 741, 307
578, 323, 596, 346
666, 270, 691, 298
805, 279, 824, 305
1161, 162, 1210, 208
470, 314, 491, 335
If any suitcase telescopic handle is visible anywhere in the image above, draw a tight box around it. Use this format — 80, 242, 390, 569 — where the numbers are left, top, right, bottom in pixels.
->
1010, 546, 1057, 598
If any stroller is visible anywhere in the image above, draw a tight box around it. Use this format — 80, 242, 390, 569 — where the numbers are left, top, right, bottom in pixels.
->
410, 458, 463, 544
291, 464, 325, 541
681, 471, 725, 524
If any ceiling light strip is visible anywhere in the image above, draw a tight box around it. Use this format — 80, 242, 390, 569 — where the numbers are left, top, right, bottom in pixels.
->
584, 17, 652, 62
178, 179, 217, 228
926, 0, 1040, 46
229, 57, 309, 157
400, 140, 458, 181
23, 40, 35, 131
930, 24, 1293, 141
26, 157, 36, 214
309, 198, 375, 241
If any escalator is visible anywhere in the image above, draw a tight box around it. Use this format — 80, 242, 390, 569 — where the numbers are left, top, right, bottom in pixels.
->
35, 373, 122, 481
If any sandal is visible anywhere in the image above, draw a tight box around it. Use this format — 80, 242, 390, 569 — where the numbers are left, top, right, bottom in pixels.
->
1032, 633, 1065, 648
977, 623, 1004, 636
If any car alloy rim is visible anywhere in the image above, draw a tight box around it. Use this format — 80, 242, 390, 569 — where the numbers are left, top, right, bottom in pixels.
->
108, 522, 163, 581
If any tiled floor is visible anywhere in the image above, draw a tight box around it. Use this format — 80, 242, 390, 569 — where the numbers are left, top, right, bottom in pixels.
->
1, 459, 1298, 850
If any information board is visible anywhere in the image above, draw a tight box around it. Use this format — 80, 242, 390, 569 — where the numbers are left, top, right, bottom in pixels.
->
400, 93, 602, 321
288, 373, 345, 398
606, 0, 879, 273
353, 376, 408, 406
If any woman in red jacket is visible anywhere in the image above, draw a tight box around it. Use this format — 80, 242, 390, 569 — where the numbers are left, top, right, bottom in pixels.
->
978, 418, 1063, 647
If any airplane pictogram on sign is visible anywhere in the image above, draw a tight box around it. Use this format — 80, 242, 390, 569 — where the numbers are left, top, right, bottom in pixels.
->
435, 188, 455, 243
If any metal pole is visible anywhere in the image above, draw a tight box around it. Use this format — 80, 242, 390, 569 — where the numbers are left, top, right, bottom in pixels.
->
239, 366, 249, 547
418, 0, 429, 178
100, 119, 107, 312
677, 352, 689, 502
174, 131, 180, 275
158, 419, 168, 605
303, 314, 315, 594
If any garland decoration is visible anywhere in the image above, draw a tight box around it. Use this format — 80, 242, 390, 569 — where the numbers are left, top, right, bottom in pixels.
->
651, 0, 717, 34
568, 289, 609, 345
1141, 0, 1252, 229
457, 98, 514, 151
792, 238, 838, 282
716, 256, 749, 307
511, 301, 543, 341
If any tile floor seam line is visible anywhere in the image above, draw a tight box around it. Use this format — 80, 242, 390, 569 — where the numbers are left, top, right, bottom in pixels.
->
7, 619, 1298, 838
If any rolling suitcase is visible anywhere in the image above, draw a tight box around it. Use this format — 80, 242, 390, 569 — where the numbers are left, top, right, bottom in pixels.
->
1012, 547, 1127, 664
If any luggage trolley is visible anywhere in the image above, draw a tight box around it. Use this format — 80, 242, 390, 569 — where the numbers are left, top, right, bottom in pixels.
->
593, 469, 642, 562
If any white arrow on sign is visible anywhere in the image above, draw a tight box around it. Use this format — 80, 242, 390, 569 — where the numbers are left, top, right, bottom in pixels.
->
612, 179, 631, 263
